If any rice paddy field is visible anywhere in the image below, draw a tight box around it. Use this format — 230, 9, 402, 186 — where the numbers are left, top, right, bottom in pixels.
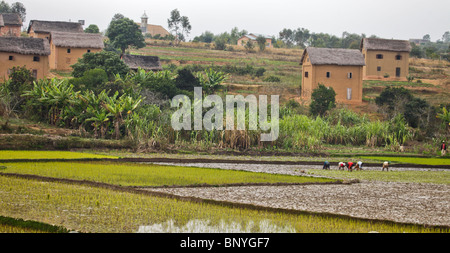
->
0, 150, 449, 234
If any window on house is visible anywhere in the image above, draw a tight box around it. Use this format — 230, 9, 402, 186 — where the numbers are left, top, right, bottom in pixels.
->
376, 54, 383, 59
347, 88, 352, 100
304, 71, 309, 78
377, 66, 381, 71
395, 55, 402, 60
9, 56, 14, 61
67, 49, 71, 54
326, 72, 331, 78
348, 72, 353, 79
87, 49, 91, 53
33, 56, 40, 62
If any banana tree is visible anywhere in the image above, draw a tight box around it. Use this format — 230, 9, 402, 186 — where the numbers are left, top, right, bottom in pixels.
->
196, 68, 230, 95
437, 107, 450, 133
86, 107, 111, 139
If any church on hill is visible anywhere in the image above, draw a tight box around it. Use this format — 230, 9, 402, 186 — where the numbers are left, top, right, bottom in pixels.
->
137, 11, 170, 38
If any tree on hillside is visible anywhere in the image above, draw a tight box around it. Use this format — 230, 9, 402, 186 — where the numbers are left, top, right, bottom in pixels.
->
442, 31, 450, 43
309, 84, 336, 116
167, 9, 191, 46
85, 24, 100, 34
106, 16, 145, 56
256, 36, 267, 52
71, 51, 129, 79
0, 1, 10, 12
10, 1, 25, 21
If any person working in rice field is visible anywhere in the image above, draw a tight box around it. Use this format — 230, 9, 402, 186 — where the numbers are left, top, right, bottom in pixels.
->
355, 161, 363, 171
382, 161, 390, 171
323, 161, 330, 170
346, 161, 355, 172
441, 141, 447, 156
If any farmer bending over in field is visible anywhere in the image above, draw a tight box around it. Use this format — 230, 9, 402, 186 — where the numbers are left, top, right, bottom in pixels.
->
346, 162, 355, 172
355, 161, 363, 171
338, 162, 345, 170
323, 161, 330, 170
441, 141, 447, 156
382, 161, 390, 171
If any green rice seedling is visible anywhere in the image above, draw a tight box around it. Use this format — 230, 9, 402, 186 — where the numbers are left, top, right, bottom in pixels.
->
0, 150, 117, 160
0, 161, 335, 187
1, 176, 446, 233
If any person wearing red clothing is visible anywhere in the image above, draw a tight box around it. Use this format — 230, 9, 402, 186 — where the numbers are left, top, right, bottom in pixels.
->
441, 141, 447, 156
346, 162, 354, 172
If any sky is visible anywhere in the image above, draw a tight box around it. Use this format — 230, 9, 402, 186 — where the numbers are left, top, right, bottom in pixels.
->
14, 0, 450, 42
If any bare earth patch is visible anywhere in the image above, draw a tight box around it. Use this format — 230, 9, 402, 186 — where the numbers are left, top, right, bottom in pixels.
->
150, 163, 450, 227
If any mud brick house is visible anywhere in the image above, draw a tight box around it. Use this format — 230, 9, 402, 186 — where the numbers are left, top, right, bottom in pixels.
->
27, 20, 84, 40
48, 31, 104, 70
300, 47, 365, 104
121, 54, 162, 72
360, 38, 411, 81
237, 33, 273, 48
0, 13, 22, 37
0, 36, 50, 80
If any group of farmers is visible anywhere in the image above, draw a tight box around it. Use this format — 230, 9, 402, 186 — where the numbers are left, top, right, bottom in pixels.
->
322, 160, 390, 171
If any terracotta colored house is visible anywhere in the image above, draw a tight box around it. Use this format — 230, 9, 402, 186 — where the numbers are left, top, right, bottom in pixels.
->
0, 36, 50, 80
360, 38, 411, 81
48, 31, 104, 70
137, 11, 170, 38
121, 54, 162, 72
27, 20, 84, 40
237, 33, 273, 48
0, 13, 22, 37
300, 47, 365, 104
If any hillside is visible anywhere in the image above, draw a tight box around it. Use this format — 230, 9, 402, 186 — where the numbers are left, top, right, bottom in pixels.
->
131, 39, 450, 117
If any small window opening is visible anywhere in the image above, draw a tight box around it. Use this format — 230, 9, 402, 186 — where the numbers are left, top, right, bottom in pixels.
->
9, 56, 14, 61
376, 54, 383, 59
33, 56, 40, 62
326, 72, 331, 78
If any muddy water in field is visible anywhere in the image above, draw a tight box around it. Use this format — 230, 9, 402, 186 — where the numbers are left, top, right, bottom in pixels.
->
147, 162, 450, 227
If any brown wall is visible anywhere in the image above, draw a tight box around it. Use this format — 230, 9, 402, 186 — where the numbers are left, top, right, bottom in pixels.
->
0, 52, 49, 80
0, 25, 21, 37
28, 30, 50, 40
238, 37, 273, 48
362, 49, 409, 81
301, 53, 363, 104
50, 45, 101, 70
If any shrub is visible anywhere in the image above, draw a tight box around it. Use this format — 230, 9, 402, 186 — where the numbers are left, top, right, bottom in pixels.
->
175, 68, 200, 91
309, 84, 336, 116
263, 76, 281, 82
71, 51, 129, 79
69, 68, 108, 92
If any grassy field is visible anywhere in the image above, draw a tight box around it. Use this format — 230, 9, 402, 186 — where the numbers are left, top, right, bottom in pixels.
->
0, 161, 335, 187
0, 176, 445, 233
0, 150, 118, 160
